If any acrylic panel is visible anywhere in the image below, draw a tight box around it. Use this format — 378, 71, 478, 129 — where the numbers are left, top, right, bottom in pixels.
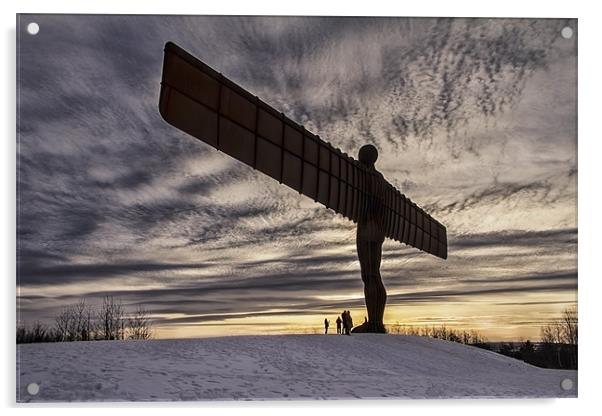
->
16, 15, 577, 402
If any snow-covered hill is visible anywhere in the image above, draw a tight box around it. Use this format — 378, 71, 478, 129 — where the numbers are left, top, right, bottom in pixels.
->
16, 334, 577, 402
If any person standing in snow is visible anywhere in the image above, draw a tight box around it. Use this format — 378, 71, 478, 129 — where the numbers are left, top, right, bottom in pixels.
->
342, 310, 351, 335
336, 316, 342, 334
324, 318, 330, 334
346, 311, 353, 335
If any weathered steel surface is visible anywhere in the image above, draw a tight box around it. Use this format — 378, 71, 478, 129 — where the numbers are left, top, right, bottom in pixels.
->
159, 42, 447, 259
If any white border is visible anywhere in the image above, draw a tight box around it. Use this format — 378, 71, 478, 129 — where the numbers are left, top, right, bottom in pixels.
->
3, 0, 584, 17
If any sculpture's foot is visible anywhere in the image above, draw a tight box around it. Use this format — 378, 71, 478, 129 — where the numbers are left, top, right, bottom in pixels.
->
351, 321, 387, 334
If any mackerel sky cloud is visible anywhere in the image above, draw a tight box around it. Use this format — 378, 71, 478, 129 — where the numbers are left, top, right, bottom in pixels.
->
17, 15, 577, 340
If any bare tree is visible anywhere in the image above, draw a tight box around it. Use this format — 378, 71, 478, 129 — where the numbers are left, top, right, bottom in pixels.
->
17, 321, 56, 343
55, 306, 73, 342
470, 330, 485, 345
33, 321, 46, 340
54, 299, 94, 341
540, 306, 578, 345
16, 326, 26, 343
127, 305, 153, 340
541, 323, 558, 343
541, 321, 564, 367
562, 306, 578, 369
24, 298, 157, 343
540, 306, 578, 369
98, 296, 126, 340
72, 299, 93, 341
562, 306, 578, 345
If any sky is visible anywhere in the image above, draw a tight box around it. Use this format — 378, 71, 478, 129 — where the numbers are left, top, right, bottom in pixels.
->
17, 15, 577, 341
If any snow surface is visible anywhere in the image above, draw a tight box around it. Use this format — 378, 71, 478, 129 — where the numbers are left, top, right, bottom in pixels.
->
16, 334, 577, 402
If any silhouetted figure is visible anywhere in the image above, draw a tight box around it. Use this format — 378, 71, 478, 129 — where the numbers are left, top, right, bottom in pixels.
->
340, 310, 352, 335
346, 310, 353, 335
336, 316, 342, 334
324, 318, 330, 334
352, 145, 387, 334
364, 316, 368, 324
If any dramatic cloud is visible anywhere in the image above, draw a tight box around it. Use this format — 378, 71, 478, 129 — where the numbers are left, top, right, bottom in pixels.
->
17, 15, 577, 340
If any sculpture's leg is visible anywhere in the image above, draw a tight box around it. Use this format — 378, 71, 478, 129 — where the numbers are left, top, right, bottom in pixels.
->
356, 239, 387, 333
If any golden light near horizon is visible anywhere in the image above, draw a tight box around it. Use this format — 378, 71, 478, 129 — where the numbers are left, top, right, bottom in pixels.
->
16, 16, 576, 345
149, 286, 577, 342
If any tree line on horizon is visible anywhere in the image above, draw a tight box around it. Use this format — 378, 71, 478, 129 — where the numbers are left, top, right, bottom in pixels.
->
17, 296, 153, 344
497, 306, 577, 370
19, 299, 577, 370
387, 306, 577, 370
388, 323, 489, 347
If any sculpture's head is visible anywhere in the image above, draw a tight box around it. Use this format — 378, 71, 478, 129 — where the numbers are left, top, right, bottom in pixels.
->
358, 144, 378, 167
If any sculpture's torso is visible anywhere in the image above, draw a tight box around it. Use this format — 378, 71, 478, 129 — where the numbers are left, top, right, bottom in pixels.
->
357, 168, 386, 243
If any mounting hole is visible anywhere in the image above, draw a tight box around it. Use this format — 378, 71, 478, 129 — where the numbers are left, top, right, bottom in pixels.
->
27, 382, 40, 395
561, 26, 573, 39
560, 378, 574, 391
26, 22, 40, 35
